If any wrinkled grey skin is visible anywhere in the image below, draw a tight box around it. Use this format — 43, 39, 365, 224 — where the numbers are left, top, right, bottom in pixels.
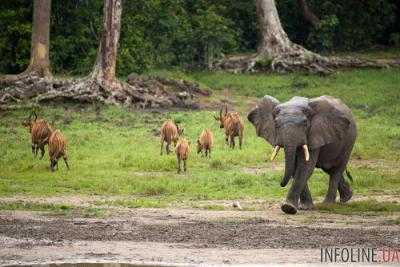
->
248, 95, 357, 214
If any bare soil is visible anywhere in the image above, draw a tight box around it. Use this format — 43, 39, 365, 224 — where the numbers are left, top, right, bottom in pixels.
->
1, 199, 399, 265
1, 213, 399, 249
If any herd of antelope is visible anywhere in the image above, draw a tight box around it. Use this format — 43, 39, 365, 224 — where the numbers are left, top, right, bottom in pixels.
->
22, 112, 69, 172
161, 105, 244, 173
22, 106, 244, 173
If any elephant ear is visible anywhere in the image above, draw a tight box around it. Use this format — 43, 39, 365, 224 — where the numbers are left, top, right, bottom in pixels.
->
247, 95, 280, 146
308, 96, 351, 149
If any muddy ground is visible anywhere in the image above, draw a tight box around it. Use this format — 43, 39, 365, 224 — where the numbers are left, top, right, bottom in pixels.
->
1, 198, 399, 266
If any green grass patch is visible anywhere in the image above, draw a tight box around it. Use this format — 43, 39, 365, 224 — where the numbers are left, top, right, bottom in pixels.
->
94, 198, 168, 208
385, 217, 400, 225
1, 68, 400, 206
317, 200, 400, 215
0, 201, 73, 214
191, 204, 227, 211
0, 201, 104, 217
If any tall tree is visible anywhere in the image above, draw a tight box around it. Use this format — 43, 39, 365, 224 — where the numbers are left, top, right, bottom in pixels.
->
256, 0, 294, 59
91, 0, 122, 86
255, 0, 327, 73
218, 0, 387, 74
24, 0, 52, 77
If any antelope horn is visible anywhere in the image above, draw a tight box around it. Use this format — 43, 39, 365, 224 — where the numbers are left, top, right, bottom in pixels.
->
219, 107, 223, 117
33, 111, 38, 121
270, 146, 280, 161
303, 144, 310, 162
224, 105, 228, 115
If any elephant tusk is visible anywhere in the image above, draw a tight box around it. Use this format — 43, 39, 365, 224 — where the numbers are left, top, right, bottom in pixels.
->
303, 144, 310, 162
270, 146, 280, 161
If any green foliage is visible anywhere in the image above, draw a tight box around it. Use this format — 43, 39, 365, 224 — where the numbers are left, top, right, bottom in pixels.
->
389, 33, 400, 47
305, 0, 397, 50
191, 5, 237, 68
1, 0, 398, 75
307, 15, 339, 52
50, 0, 102, 75
255, 58, 273, 71
275, 0, 398, 51
0, 1, 32, 73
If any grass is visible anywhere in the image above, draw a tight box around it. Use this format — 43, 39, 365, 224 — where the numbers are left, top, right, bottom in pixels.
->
331, 47, 400, 60
317, 200, 400, 215
0, 201, 104, 217
385, 217, 400, 225
93, 198, 168, 209
1, 66, 400, 213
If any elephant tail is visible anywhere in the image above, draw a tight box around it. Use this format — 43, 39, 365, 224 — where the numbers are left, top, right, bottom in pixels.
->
345, 169, 354, 183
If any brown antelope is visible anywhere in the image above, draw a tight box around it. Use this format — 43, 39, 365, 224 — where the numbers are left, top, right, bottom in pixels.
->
214, 106, 244, 149
160, 120, 183, 155
197, 129, 214, 158
48, 129, 69, 171
22, 112, 53, 159
176, 138, 190, 173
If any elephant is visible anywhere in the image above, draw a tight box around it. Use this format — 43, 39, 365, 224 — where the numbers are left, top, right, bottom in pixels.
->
247, 95, 357, 215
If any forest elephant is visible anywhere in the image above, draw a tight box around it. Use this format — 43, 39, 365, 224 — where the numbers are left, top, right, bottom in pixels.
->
248, 95, 357, 214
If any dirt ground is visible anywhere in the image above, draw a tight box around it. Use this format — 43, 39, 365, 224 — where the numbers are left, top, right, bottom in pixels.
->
1, 198, 399, 266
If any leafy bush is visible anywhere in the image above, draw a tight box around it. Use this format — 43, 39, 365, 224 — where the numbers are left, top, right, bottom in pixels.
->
307, 15, 339, 52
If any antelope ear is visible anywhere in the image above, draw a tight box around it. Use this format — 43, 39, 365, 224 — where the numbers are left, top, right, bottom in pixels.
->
213, 115, 220, 121
308, 96, 351, 150
247, 95, 280, 146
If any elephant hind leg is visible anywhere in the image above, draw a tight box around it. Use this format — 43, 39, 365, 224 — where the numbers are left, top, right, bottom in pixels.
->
323, 169, 345, 204
323, 167, 353, 204
338, 175, 352, 203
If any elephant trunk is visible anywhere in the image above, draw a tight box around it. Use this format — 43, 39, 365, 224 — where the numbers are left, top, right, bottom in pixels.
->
281, 145, 296, 187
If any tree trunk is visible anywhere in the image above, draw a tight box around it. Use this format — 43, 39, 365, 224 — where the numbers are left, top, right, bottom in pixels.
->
252, 0, 331, 73
25, 0, 52, 78
256, 0, 295, 58
216, 0, 392, 74
0, 0, 207, 109
296, 0, 320, 27
91, 0, 122, 86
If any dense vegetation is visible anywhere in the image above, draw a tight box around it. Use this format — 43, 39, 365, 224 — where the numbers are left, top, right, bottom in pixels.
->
0, 0, 399, 76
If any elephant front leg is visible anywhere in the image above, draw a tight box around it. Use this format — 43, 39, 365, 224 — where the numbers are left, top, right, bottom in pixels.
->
299, 184, 314, 210
281, 150, 319, 215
